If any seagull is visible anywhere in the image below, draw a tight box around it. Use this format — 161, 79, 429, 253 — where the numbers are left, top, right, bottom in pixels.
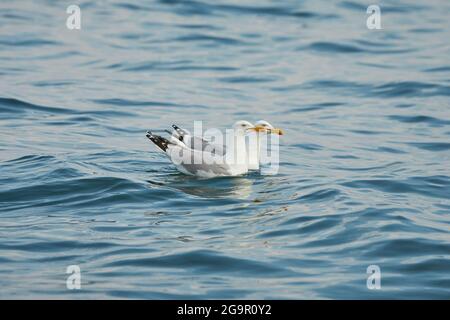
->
147, 121, 260, 178
248, 120, 283, 171
168, 120, 283, 172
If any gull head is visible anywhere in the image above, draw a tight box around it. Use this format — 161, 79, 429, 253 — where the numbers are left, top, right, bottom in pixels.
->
233, 120, 255, 135
255, 120, 284, 135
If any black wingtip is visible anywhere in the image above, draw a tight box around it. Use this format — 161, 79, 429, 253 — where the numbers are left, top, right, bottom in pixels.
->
171, 124, 187, 139
146, 132, 170, 152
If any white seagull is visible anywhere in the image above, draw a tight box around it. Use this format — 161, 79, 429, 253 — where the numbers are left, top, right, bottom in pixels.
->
168, 120, 283, 172
147, 121, 260, 178
248, 120, 283, 171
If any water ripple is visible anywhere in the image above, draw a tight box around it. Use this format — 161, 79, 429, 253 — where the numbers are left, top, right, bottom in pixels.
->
1, 0, 449, 299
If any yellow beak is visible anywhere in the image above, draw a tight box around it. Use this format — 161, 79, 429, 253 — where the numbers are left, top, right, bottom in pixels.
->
268, 128, 284, 135
249, 125, 283, 135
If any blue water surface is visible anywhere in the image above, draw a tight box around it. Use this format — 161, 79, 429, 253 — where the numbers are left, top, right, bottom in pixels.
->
0, 0, 449, 299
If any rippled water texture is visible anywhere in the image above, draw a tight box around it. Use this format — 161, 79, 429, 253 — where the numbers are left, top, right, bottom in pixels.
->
1, 0, 449, 299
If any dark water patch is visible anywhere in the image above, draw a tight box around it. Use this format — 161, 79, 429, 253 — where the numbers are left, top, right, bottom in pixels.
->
339, 1, 370, 11
0, 12, 29, 21
106, 290, 205, 300
84, 109, 135, 118
409, 28, 441, 34
343, 176, 450, 199
303, 42, 363, 53
105, 249, 293, 276
296, 188, 341, 202
259, 217, 339, 239
114, 2, 151, 11
388, 115, 450, 126
2, 154, 56, 165
219, 76, 278, 84
115, 60, 237, 72
358, 62, 397, 69
350, 129, 385, 135
91, 98, 208, 115
159, 0, 328, 19
424, 66, 450, 73
354, 39, 395, 48
0, 38, 60, 47
1, 157, 83, 186
362, 238, 450, 258
332, 162, 403, 172
340, 1, 427, 13
305, 80, 450, 98
395, 103, 414, 108
333, 154, 359, 159
408, 142, 450, 151
0, 97, 74, 115
289, 102, 344, 112
174, 34, 245, 46
302, 42, 413, 54
0, 240, 115, 253
92, 98, 170, 107
66, 189, 162, 209
33, 254, 84, 263
297, 224, 369, 248
377, 146, 407, 154
293, 143, 322, 151
32, 80, 76, 87
306, 80, 367, 91
0, 176, 145, 203
176, 23, 222, 31
372, 82, 450, 98
279, 215, 318, 227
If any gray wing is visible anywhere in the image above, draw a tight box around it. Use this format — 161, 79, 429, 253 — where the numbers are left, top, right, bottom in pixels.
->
165, 143, 233, 177
184, 135, 227, 156
171, 124, 227, 156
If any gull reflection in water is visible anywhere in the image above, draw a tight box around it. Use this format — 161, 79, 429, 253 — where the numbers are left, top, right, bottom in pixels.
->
147, 173, 254, 199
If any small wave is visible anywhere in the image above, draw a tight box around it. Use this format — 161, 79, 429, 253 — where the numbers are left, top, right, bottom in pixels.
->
424, 66, 450, 73
91, 98, 208, 110
362, 238, 450, 258
0, 176, 150, 210
302, 41, 414, 54
158, 0, 328, 19
293, 143, 322, 150
304, 42, 363, 53
408, 142, 450, 152
219, 75, 279, 84
0, 240, 115, 253
104, 249, 293, 276
92, 98, 173, 107
373, 82, 450, 98
342, 176, 450, 199
116, 60, 237, 72
258, 217, 339, 239
296, 188, 341, 202
288, 102, 345, 113
0, 38, 60, 47
304, 80, 450, 98
388, 115, 450, 126
340, 1, 427, 13
376, 147, 407, 154
0, 97, 74, 115
174, 34, 245, 46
